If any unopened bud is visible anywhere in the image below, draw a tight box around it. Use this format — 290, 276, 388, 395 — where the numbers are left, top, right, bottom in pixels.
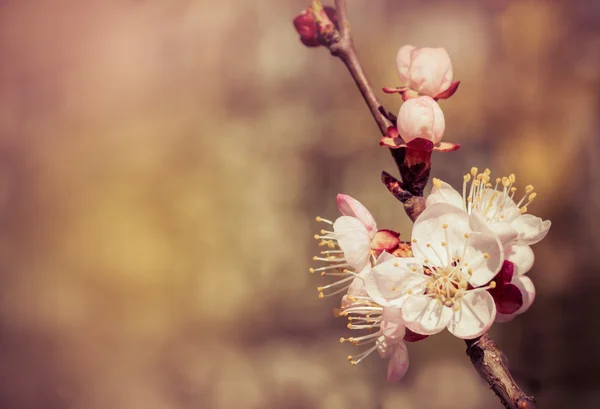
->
292, 6, 338, 47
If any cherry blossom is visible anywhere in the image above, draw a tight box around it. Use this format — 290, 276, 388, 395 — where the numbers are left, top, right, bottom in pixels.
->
365, 203, 503, 339
310, 194, 400, 298
425, 168, 551, 321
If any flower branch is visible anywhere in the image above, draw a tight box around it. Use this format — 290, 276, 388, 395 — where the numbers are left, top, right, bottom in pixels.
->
296, 1, 540, 408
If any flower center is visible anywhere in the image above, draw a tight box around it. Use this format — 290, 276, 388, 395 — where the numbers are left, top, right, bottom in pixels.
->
425, 265, 470, 308
411, 227, 496, 310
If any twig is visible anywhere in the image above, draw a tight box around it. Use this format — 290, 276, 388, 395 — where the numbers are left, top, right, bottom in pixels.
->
298, 1, 537, 408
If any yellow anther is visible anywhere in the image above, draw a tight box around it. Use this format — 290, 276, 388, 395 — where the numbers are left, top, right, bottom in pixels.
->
312, 256, 319, 261
318, 293, 324, 299
502, 177, 510, 187
525, 185, 534, 193
316, 216, 322, 222
454, 304, 461, 311
464, 174, 471, 182
317, 286, 323, 291
407, 289, 413, 295
411, 267, 417, 272
509, 173, 516, 183
468, 268, 473, 275
433, 178, 442, 188
426, 243, 431, 248
496, 177, 501, 184
313, 234, 320, 240
484, 168, 491, 175
340, 337, 345, 343
347, 355, 353, 361
528, 192, 537, 201
423, 258, 429, 263
394, 262, 399, 267
441, 241, 447, 246
486, 183, 492, 188
391, 286, 397, 291
483, 253, 489, 259
473, 180, 481, 187
464, 233, 470, 238
489, 281, 497, 289
511, 187, 517, 192
412, 238, 417, 243
471, 167, 478, 177
442, 223, 448, 229
520, 206, 528, 214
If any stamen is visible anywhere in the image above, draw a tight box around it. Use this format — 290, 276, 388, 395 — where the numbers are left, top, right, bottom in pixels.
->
315, 216, 333, 225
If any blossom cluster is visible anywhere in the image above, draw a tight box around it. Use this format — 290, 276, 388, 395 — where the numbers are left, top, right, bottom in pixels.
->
311, 172, 550, 381
308, 45, 551, 382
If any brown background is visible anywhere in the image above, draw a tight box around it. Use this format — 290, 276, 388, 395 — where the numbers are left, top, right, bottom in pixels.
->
0, 0, 599, 408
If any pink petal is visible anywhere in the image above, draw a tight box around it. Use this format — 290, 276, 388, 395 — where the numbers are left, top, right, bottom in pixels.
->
408, 48, 453, 97
432, 141, 460, 152
336, 194, 378, 234
447, 291, 496, 339
396, 96, 445, 144
379, 136, 405, 149
493, 283, 523, 315
434, 81, 460, 100
395, 45, 416, 85
495, 275, 536, 322
386, 342, 410, 382
403, 328, 429, 342
382, 86, 408, 95
381, 307, 406, 342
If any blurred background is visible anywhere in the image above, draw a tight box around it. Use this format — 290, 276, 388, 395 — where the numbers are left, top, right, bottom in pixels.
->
0, 0, 599, 408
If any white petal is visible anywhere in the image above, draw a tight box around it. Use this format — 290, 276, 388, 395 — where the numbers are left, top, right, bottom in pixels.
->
375, 251, 397, 265
487, 221, 519, 245
380, 307, 406, 342
463, 228, 504, 287
512, 214, 551, 245
505, 245, 534, 276
386, 342, 410, 382
425, 179, 464, 210
495, 275, 536, 322
447, 291, 496, 339
401, 295, 451, 335
336, 194, 378, 235
346, 265, 371, 297
365, 258, 426, 306
412, 203, 470, 266
333, 216, 371, 270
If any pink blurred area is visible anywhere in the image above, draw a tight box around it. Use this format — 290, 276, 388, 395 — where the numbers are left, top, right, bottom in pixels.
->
0, 0, 599, 408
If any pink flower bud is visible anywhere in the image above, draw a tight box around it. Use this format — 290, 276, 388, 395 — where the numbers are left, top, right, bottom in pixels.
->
293, 6, 338, 47
395, 45, 453, 97
396, 96, 445, 144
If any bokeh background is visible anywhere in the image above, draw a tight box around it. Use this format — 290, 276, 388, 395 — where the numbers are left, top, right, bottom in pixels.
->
1, 0, 599, 408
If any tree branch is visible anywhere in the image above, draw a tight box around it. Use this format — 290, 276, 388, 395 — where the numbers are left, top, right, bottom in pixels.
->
298, 1, 537, 408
